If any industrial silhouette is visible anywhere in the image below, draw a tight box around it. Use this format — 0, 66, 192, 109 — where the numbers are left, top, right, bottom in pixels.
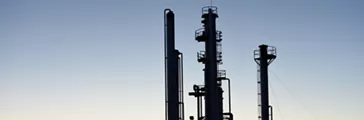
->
164, 6, 276, 120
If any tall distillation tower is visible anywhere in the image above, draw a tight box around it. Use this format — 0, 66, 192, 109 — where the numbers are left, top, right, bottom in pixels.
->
164, 9, 185, 120
189, 6, 233, 120
254, 45, 277, 120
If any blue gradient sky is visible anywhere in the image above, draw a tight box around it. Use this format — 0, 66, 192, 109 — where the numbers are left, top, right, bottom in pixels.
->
1, 0, 363, 120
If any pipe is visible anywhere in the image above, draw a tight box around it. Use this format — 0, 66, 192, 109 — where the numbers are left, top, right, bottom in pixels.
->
197, 95, 200, 120
223, 113, 233, 120
269, 106, 273, 120
164, 8, 171, 120
179, 52, 185, 120
222, 78, 231, 113
199, 90, 203, 120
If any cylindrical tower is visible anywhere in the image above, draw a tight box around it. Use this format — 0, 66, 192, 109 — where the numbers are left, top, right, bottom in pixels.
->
204, 7, 221, 120
164, 9, 180, 120
194, 6, 222, 120
254, 44, 277, 120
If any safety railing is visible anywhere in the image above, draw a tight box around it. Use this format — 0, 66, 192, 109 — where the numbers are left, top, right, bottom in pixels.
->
202, 6, 218, 14
218, 70, 226, 78
197, 51, 206, 63
216, 30, 222, 41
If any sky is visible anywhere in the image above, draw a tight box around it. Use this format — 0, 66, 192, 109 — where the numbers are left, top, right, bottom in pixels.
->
0, 0, 363, 120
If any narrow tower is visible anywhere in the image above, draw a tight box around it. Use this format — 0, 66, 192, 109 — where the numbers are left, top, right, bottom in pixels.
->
254, 45, 277, 120
195, 6, 223, 120
164, 9, 184, 120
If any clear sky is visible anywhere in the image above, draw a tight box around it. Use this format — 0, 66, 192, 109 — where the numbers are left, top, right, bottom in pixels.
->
1, 0, 363, 120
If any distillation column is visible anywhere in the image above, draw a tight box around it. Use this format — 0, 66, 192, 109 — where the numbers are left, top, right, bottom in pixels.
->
254, 45, 277, 120
204, 7, 221, 120
194, 6, 222, 120
164, 9, 183, 120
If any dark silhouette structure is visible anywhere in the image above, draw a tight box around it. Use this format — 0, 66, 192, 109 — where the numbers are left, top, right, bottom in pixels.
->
188, 85, 205, 120
254, 45, 277, 120
164, 6, 278, 120
190, 6, 233, 120
195, 6, 222, 120
164, 9, 185, 120
164, 6, 234, 120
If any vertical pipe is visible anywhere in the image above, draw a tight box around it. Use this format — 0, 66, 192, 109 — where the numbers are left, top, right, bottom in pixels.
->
269, 106, 273, 120
228, 79, 231, 113
204, 8, 221, 120
180, 53, 185, 120
199, 96, 203, 119
218, 87, 223, 116
224, 78, 231, 113
197, 91, 200, 120
259, 45, 269, 120
178, 52, 185, 120
165, 9, 179, 120
164, 9, 169, 120
177, 52, 181, 120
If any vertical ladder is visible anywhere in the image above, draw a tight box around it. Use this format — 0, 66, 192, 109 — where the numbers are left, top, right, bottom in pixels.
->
257, 65, 262, 120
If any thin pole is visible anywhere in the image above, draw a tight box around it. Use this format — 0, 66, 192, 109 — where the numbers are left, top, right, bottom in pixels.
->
164, 9, 170, 120
227, 78, 231, 113
180, 53, 185, 120
197, 94, 200, 120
